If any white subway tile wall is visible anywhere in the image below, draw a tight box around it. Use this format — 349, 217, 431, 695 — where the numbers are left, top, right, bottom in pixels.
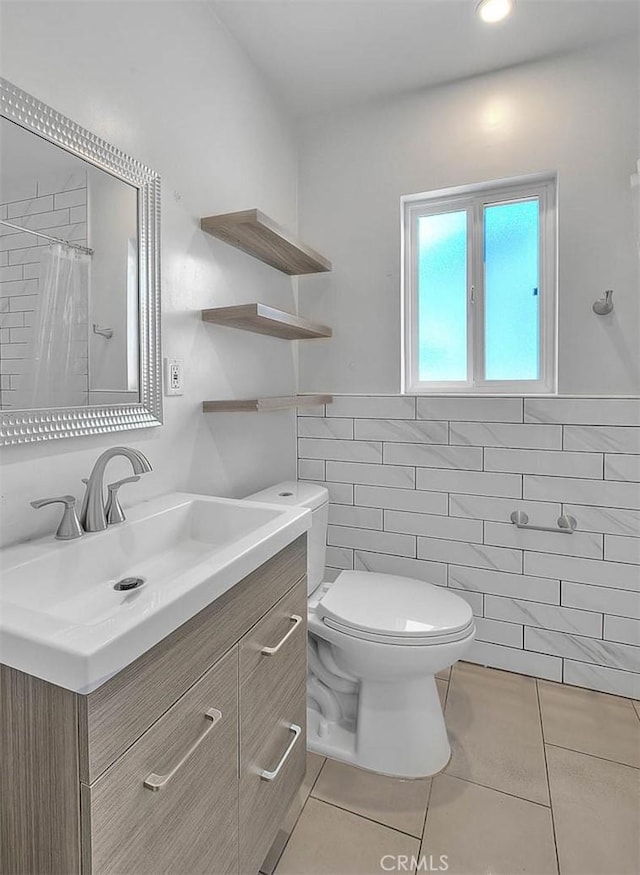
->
298, 396, 640, 699
0, 173, 88, 409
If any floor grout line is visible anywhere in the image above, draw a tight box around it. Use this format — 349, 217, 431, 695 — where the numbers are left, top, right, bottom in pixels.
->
536, 679, 562, 875
418, 673, 451, 855
440, 678, 450, 710
543, 742, 640, 771
442, 770, 553, 809
308, 756, 328, 795
418, 763, 437, 858
306, 794, 425, 841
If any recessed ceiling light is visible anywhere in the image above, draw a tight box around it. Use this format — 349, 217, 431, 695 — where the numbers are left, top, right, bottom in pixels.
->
476, 0, 515, 23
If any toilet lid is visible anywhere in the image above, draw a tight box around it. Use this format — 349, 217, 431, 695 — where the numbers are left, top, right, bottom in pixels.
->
317, 571, 474, 641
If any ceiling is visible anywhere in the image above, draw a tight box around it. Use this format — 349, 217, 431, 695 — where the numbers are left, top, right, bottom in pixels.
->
211, 0, 638, 116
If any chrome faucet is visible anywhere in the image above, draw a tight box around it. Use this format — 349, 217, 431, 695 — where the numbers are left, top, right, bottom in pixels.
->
80, 447, 152, 532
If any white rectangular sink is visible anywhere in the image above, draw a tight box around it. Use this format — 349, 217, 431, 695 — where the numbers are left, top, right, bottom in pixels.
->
0, 492, 310, 693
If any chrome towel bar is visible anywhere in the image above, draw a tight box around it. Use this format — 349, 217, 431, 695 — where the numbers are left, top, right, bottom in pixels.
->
510, 510, 577, 535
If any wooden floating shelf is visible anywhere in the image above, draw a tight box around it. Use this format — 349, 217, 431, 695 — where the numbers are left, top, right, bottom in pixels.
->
200, 209, 332, 276
202, 394, 333, 413
202, 303, 331, 340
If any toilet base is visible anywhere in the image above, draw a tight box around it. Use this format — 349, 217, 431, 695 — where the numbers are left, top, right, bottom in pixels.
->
307, 674, 450, 779
307, 708, 357, 764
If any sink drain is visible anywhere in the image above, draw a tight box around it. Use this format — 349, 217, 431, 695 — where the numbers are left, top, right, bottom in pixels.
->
278, 491, 294, 497
114, 577, 145, 592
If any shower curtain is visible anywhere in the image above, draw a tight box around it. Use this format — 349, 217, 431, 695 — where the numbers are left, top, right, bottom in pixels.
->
14, 243, 90, 409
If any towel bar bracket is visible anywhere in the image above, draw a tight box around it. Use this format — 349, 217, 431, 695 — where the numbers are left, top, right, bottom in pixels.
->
510, 510, 577, 535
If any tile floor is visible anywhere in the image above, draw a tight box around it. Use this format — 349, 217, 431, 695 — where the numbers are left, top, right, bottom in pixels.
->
264, 662, 640, 875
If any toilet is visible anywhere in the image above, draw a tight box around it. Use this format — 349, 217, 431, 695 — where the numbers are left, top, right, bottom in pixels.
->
245, 481, 475, 778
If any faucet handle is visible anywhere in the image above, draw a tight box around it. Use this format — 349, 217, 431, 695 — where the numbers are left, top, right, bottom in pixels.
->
30, 495, 84, 540
105, 476, 140, 525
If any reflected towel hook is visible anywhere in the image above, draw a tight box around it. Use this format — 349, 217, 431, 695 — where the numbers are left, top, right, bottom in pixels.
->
592, 290, 614, 316
93, 324, 114, 339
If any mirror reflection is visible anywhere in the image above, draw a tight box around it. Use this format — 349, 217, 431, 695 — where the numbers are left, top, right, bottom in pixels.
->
0, 118, 139, 410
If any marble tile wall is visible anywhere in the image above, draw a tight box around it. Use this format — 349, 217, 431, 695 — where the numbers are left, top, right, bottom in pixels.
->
0, 170, 88, 409
298, 395, 640, 698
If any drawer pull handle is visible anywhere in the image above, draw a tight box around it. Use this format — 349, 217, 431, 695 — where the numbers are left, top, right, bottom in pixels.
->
261, 614, 303, 656
259, 723, 302, 782
143, 707, 222, 792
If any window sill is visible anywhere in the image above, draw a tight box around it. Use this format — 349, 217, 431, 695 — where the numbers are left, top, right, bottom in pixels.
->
403, 387, 557, 397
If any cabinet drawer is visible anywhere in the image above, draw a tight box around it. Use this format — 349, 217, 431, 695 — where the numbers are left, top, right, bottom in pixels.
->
82, 647, 239, 875
239, 684, 306, 875
240, 576, 307, 687
81, 535, 306, 782
239, 580, 308, 874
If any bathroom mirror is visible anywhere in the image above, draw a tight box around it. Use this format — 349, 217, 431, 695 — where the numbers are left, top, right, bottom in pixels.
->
0, 78, 162, 444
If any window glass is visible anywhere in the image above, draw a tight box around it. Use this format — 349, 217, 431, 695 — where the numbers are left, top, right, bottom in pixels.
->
417, 210, 468, 382
484, 199, 540, 381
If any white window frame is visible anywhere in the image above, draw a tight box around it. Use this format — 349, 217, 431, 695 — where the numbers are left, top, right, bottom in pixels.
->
401, 173, 557, 395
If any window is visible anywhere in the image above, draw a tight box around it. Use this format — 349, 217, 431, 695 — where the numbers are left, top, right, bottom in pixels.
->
402, 174, 556, 394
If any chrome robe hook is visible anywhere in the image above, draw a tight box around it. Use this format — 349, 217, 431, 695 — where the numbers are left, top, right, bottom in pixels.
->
592, 290, 614, 316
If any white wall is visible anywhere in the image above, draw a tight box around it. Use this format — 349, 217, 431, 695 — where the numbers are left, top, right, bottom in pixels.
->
0, 1, 300, 547
297, 38, 639, 396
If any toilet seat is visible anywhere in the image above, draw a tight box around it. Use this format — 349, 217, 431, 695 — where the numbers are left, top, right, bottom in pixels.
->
320, 615, 475, 646
316, 570, 474, 646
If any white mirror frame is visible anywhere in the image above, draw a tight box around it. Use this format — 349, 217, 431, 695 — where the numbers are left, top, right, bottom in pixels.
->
0, 78, 162, 445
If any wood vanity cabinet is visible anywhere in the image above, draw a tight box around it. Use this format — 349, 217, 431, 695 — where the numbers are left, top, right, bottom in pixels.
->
0, 536, 308, 875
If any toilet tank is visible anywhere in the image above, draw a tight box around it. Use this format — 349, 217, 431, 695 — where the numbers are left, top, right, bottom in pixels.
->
244, 481, 329, 595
